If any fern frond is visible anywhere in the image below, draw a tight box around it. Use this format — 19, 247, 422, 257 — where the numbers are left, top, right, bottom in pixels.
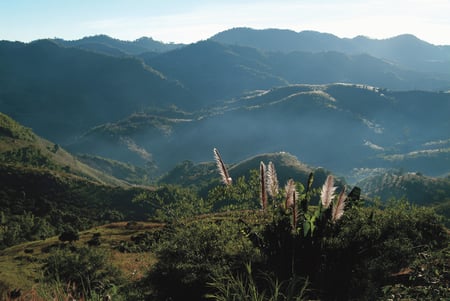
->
213, 148, 232, 186
266, 161, 279, 198
332, 187, 347, 222
260, 161, 267, 211
320, 175, 336, 209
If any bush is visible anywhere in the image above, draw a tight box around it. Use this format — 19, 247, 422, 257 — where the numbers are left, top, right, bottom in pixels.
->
43, 246, 123, 297
58, 228, 79, 243
145, 218, 260, 300
255, 200, 449, 300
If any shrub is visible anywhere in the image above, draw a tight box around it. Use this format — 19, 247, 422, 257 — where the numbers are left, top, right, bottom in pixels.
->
145, 218, 260, 300
43, 246, 123, 297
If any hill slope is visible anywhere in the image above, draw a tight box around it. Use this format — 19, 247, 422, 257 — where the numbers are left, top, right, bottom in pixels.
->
0, 112, 127, 186
72, 84, 450, 178
0, 113, 152, 249
0, 40, 192, 144
356, 171, 450, 206
144, 40, 450, 103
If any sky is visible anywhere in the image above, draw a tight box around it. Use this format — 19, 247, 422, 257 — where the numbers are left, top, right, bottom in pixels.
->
1, 0, 450, 45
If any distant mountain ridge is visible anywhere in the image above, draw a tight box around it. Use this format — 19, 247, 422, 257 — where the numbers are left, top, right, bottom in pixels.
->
52, 34, 184, 56
0, 27, 449, 181
211, 28, 450, 75
143, 40, 450, 102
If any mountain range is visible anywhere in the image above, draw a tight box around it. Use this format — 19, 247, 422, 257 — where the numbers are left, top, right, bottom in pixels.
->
1, 27, 449, 184
211, 27, 450, 75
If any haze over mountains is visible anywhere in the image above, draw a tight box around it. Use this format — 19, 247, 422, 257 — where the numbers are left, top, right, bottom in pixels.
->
0, 27, 449, 184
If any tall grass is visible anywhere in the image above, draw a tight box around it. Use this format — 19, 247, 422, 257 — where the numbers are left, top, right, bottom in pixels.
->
3, 282, 113, 301
206, 264, 308, 301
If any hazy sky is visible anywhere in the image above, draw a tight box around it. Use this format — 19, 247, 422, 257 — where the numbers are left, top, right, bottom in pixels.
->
1, 0, 450, 45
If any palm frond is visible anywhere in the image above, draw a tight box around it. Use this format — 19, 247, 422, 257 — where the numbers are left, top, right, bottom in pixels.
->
266, 161, 279, 198
260, 161, 268, 210
320, 175, 336, 209
213, 148, 232, 186
332, 187, 347, 222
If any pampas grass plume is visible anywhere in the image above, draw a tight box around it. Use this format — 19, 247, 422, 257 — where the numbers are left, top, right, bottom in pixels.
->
285, 179, 297, 209
320, 175, 336, 209
213, 148, 232, 186
332, 187, 347, 222
260, 161, 268, 210
267, 161, 279, 198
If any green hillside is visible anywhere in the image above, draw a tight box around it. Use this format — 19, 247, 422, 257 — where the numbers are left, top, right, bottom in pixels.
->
0, 112, 127, 186
356, 170, 450, 206
0, 113, 154, 250
0, 40, 192, 144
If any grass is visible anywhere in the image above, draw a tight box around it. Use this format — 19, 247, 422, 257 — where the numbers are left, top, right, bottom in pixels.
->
0, 211, 269, 296
0, 221, 163, 295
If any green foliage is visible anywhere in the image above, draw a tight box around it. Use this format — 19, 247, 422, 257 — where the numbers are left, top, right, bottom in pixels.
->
0, 113, 35, 141
0, 163, 147, 249
255, 198, 449, 300
58, 228, 80, 244
133, 185, 210, 221
207, 263, 308, 301
0, 147, 56, 168
0, 211, 54, 248
207, 170, 260, 211
43, 246, 123, 297
380, 245, 450, 300
145, 218, 260, 300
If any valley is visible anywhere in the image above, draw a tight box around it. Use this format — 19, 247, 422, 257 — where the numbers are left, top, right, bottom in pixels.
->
0, 27, 449, 300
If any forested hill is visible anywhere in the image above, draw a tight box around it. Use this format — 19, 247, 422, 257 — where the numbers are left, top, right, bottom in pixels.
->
0, 40, 192, 144
71, 84, 450, 178
0, 112, 156, 250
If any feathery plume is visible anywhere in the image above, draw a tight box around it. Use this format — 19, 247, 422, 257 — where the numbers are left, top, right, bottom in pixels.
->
320, 175, 336, 209
260, 161, 267, 210
332, 187, 347, 222
266, 161, 279, 198
285, 179, 297, 209
292, 189, 298, 230
213, 148, 232, 185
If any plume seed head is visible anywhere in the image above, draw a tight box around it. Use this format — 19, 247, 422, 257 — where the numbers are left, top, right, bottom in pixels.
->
285, 179, 297, 209
332, 187, 347, 222
213, 148, 232, 186
267, 161, 279, 198
260, 161, 267, 210
321, 175, 336, 209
